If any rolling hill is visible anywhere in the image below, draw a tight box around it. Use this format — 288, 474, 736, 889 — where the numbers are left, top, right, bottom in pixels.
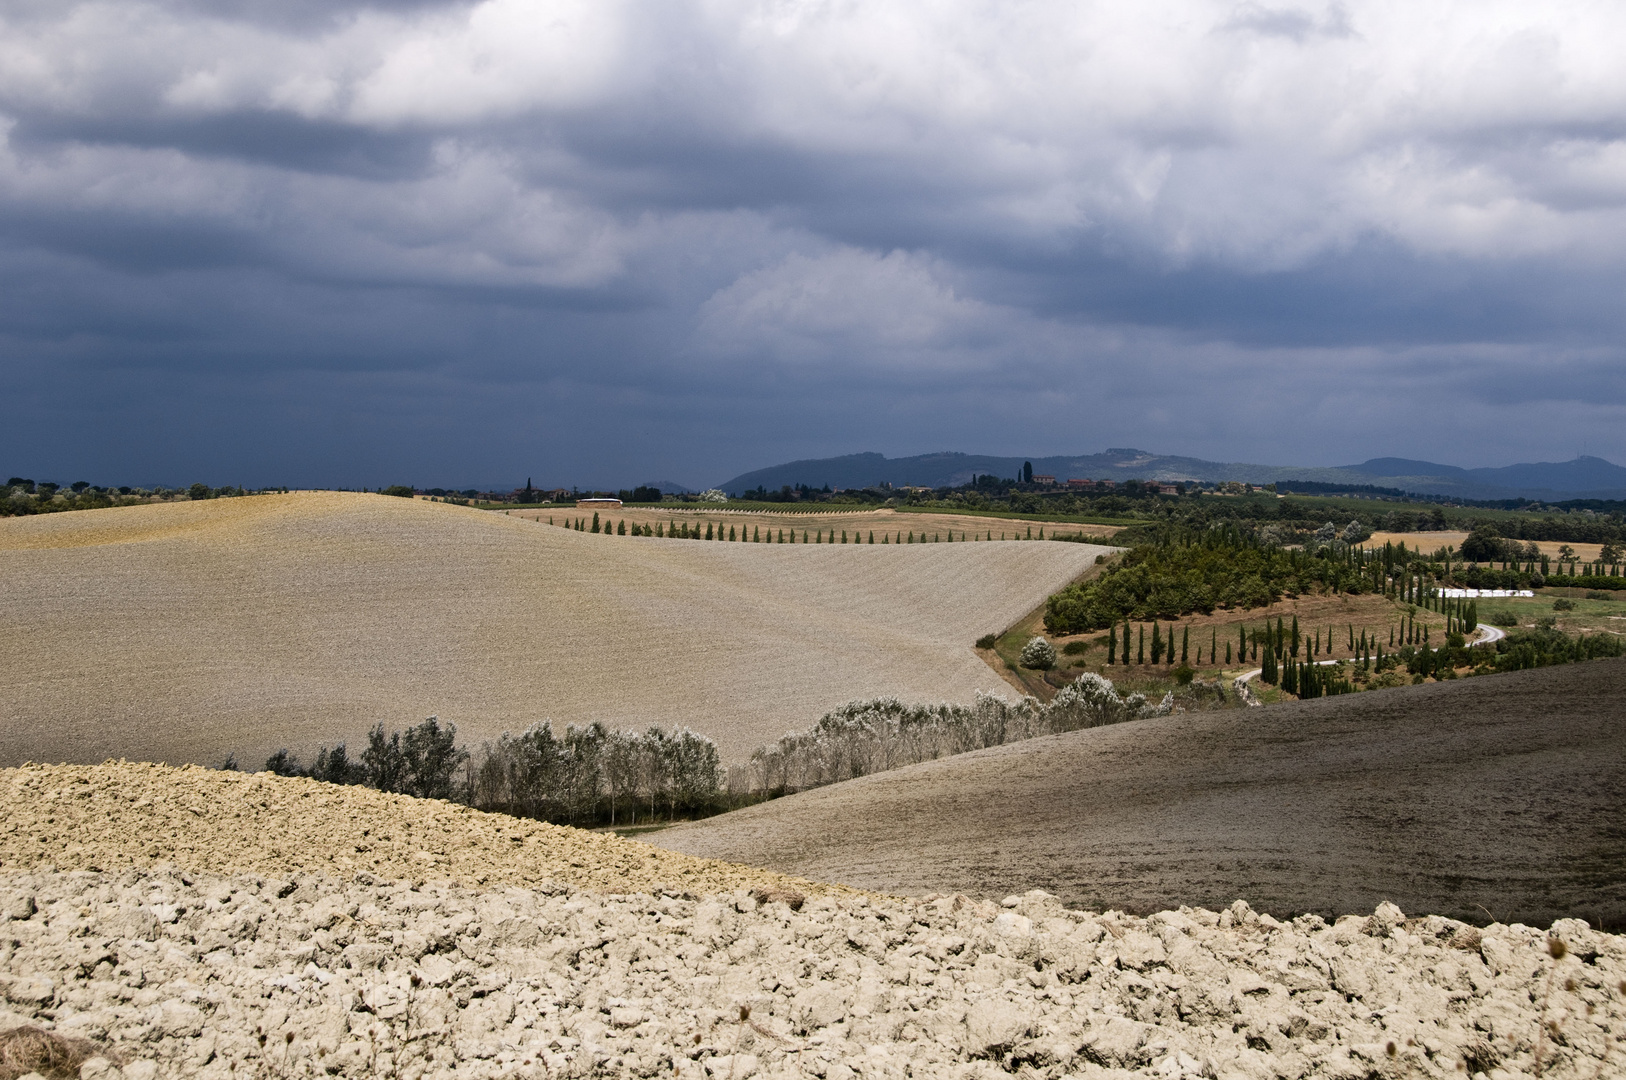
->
718, 449, 1626, 501
654, 658, 1626, 929
0, 492, 1107, 768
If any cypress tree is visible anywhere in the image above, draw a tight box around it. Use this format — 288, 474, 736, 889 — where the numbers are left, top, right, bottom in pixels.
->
869, 531, 875, 543
1225, 641, 1232, 664
592, 512, 600, 533
1137, 625, 1145, 665
1262, 642, 1278, 684
1239, 625, 1246, 662
753, 526, 760, 542
617, 520, 626, 535
841, 530, 847, 543
1107, 624, 1117, 665
1290, 615, 1300, 658
1181, 625, 1189, 664
705, 522, 713, 540
1151, 622, 1162, 665
803, 530, 809, 543
1210, 628, 1217, 666
727, 525, 735, 541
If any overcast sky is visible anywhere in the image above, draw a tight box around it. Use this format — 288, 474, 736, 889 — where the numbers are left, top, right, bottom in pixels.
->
3, 0, 1624, 489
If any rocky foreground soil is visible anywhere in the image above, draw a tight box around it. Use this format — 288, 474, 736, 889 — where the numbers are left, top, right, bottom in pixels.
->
1, 766, 1623, 1079
3, 870, 1624, 1080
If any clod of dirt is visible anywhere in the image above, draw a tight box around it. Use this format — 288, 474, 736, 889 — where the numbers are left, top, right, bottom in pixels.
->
1, 870, 1621, 1079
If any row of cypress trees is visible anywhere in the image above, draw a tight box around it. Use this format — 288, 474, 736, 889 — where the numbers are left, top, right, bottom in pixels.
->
551, 514, 1048, 544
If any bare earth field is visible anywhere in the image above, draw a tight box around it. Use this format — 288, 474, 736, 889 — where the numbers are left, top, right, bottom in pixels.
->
0, 493, 1108, 768
2, 764, 1621, 1079
655, 658, 1626, 931
1365, 531, 1611, 561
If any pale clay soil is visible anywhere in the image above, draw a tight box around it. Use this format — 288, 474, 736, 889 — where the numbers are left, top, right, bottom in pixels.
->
3, 764, 1623, 1080
0, 493, 1109, 767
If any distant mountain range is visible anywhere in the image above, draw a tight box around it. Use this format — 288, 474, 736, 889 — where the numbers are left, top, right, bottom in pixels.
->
717, 450, 1626, 503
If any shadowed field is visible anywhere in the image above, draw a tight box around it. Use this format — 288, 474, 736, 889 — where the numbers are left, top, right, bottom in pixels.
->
0, 493, 1107, 767
655, 658, 1626, 928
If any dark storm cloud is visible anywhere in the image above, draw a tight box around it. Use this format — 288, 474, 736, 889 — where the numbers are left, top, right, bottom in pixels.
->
2, 0, 1626, 489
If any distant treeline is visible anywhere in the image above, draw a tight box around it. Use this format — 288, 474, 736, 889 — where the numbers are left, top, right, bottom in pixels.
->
1045, 521, 1624, 635
895, 485, 1626, 545
2, 478, 262, 517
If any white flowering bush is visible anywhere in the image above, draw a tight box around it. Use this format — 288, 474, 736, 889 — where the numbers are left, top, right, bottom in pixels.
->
698, 489, 728, 503
748, 675, 1174, 795
1019, 635, 1057, 670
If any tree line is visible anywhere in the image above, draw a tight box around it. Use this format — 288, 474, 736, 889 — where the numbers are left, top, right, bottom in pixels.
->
256, 718, 724, 828
554, 512, 1037, 544
244, 674, 1179, 824
2, 478, 256, 517
745, 676, 1172, 796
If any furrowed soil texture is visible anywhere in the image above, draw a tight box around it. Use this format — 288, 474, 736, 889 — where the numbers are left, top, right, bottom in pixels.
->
2, 767, 1623, 1079
0, 493, 1109, 767
656, 658, 1626, 930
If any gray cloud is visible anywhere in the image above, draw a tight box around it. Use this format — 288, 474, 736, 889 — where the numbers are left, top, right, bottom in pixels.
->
2, 0, 1625, 488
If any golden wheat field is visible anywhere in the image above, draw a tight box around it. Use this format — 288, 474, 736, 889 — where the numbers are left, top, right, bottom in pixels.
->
0, 492, 1108, 768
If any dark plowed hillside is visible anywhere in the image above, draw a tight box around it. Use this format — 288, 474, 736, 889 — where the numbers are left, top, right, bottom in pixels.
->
655, 659, 1626, 928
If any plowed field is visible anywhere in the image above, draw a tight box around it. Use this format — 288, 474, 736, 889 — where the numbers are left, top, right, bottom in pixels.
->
0, 493, 1108, 767
656, 657, 1626, 929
